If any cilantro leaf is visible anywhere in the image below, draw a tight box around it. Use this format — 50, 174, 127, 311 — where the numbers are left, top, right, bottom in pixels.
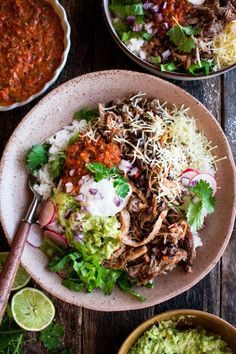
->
187, 201, 205, 231
109, 3, 143, 17
73, 108, 98, 122
86, 162, 130, 198
50, 152, 66, 182
167, 18, 199, 53
39, 323, 64, 351
121, 30, 152, 42
26, 144, 49, 172
187, 180, 216, 231
189, 180, 215, 214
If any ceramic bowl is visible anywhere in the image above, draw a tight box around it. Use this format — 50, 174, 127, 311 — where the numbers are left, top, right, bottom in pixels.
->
0, 0, 71, 112
0, 70, 235, 311
118, 310, 236, 353
102, 0, 236, 81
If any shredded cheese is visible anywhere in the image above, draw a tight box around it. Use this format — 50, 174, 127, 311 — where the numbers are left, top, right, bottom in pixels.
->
212, 20, 236, 69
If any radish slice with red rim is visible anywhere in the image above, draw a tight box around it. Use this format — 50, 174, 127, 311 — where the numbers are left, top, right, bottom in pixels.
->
27, 223, 42, 248
180, 168, 200, 187
189, 173, 217, 195
39, 199, 57, 227
44, 228, 68, 248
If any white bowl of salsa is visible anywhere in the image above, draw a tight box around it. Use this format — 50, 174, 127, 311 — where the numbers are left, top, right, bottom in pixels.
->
0, 0, 70, 111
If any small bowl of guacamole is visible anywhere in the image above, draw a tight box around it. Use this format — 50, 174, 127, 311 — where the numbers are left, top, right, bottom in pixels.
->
118, 310, 236, 354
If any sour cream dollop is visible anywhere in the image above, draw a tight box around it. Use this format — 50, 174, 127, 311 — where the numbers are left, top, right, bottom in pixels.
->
79, 178, 132, 217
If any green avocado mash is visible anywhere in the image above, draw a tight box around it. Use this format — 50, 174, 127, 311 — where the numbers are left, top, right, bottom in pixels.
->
53, 192, 121, 261
129, 320, 233, 354
70, 213, 121, 260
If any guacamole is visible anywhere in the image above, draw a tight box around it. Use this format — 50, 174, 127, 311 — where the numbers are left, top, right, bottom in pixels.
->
129, 320, 233, 354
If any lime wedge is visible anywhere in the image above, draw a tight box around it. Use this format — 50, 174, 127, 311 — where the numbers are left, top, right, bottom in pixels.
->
11, 288, 55, 331
0, 252, 31, 291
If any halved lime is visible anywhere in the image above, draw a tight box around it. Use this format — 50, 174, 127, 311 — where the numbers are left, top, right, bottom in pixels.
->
0, 252, 31, 291
11, 288, 55, 331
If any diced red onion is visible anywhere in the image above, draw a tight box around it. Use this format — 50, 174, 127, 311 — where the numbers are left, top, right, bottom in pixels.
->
143, 1, 154, 10
65, 182, 73, 193
162, 1, 167, 9
81, 205, 88, 213
78, 223, 84, 231
75, 193, 85, 202
154, 13, 163, 22
69, 169, 76, 177
126, 15, 136, 26
78, 174, 90, 185
74, 233, 84, 243
161, 49, 171, 60
74, 212, 81, 221
144, 22, 153, 31
114, 196, 123, 207
89, 188, 98, 195
132, 23, 143, 32
152, 28, 158, 35
151, 4, 159, 12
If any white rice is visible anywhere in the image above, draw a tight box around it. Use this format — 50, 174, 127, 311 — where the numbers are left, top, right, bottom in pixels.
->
34, 119, 88, 200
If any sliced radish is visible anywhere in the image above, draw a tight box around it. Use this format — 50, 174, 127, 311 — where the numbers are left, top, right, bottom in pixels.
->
39, 199, 57, 227
27, 223, 43, 248
44, 228, 68, 248
180, 168, 200, 187
189, 173, 217, 195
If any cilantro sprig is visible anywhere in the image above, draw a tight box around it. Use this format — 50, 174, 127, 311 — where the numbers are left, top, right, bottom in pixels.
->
73, 108, 98, 122
26, 144, 49, 172
167, 17, 200, 53
86, 162, 130, 198
187, 180, 216, 231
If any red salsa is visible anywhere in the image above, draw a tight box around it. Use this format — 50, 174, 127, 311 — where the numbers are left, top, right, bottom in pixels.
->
0, 0, 64, 106
62, 136, 122, 194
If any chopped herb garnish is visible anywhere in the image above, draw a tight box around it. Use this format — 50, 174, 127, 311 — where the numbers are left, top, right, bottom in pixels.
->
68, 132, 79, 145
26, 144, 49, 172
73, 108, 98, 122
187, 180, 216, 231
167, 17, 199, 53
39, 323, 64, 351
86, 162, 130, 198
109, 3, 144, 17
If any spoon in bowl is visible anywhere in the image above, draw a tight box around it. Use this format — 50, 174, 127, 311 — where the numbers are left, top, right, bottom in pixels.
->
0, 176, 41, 323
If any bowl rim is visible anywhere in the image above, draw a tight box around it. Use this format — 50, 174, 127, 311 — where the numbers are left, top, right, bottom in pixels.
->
0, 70, 235, 311
0, 0, 71, 112
102, 0, 236, 81
118, 309, 236, 354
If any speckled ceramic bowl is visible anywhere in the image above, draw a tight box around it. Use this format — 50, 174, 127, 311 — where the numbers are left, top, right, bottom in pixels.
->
118, 310, 236, 353
103, 0, 236, 81
0, 70, 235, 311
0, 0, 71, 112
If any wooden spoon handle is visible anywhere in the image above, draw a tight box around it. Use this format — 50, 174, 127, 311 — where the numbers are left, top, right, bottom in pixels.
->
0, 221, 31, 323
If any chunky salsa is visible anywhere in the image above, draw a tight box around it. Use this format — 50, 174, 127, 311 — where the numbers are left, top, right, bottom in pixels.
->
62, 136, 121, 194
0, 0, 64, 106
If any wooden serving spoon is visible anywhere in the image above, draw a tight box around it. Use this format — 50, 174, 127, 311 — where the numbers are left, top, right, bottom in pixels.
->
0, 177, 41, 323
